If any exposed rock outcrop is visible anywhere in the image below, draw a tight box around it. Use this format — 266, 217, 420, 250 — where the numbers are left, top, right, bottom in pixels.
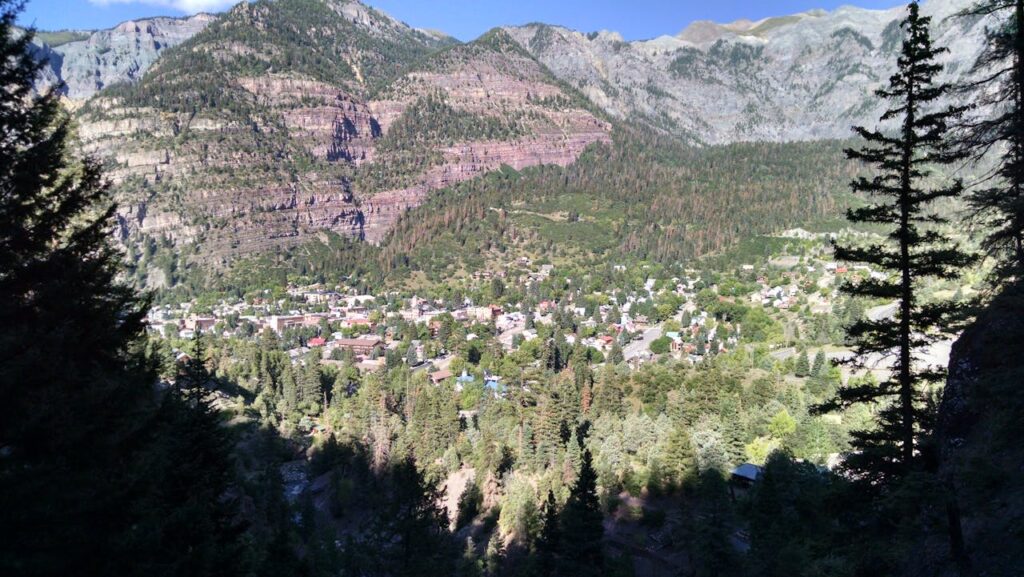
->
32, 14, 214, 100
931, 286, 1024, 577
71, 2, 609, 264
505, 0, 986, 144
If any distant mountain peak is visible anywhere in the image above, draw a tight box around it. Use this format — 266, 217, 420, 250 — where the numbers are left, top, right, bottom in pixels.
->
677, 9, 835, 45
508, 0, 982, 144
31, 12, 215, 99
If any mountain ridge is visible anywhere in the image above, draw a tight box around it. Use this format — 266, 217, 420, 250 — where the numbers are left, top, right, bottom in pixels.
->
35, 0, 983, 144
24, 0, 991, 288
504, 0, 982, 143
71, 0, 609, 285
29, 12, 216, 99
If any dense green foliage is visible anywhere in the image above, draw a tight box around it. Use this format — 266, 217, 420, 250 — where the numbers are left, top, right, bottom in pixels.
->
374, 129, 856, 281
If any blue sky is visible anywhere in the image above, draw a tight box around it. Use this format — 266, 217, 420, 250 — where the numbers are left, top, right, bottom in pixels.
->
20, 0, 906, 41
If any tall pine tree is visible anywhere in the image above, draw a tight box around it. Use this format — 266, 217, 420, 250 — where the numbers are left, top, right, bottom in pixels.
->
958, 0, 1024, 285
0, 2, 150, 572
0, 4, 247, 574
535, 490, 561, 577
817, 2, 974, 484
558, 450, 604, 576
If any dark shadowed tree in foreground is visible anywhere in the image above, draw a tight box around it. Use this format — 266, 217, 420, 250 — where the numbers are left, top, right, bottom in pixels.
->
958, 0, 1024, 286
558, 449, 604, 576
366, 457, 454, 577
817, 2, 973, 485
535, 489, 561, 577
0, 2, 245, 575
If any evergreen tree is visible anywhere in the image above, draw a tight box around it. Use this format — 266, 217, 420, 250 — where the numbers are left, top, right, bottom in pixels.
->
556, 378, 580, 442
484, 529, 505, 576
298, 352, 323, 412
558, 450, 604, 576
746, 453, 835, 577
535, 490, 561, 577
817, 2, 974, 484
958, 0, 1024, 285
520, 421, 537, 468
696, 335, 707, 357
718, 399, 748, 467
534, 397, 561, 470
663, 425, 697, 490
794, 350, 811, 378
810, 349, 827, 378
455, 538, 483, 577
808, 350, 830, 395
545, 331, 568, 372
591, 366, 623, 417
280, 365, 298, 414
370, 458, 453, 577
136, 345, 249, 576
565, 428, 583, 480
456, 480, 482, 530
0, 4, 247, 573
608, 341, 625, 365
684, 469, 740, 577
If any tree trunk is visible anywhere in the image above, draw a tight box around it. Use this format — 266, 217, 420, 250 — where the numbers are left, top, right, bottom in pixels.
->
1015, 0, 1024, 267
899, 80, 917, 469
946, 491, 973, 577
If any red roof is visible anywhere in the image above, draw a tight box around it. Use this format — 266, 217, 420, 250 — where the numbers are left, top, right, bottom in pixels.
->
308, 337, 327, 347
430, 370, 453, 383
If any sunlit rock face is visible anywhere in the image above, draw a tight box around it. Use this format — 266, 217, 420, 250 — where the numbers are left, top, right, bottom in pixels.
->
506, 0, 985, 144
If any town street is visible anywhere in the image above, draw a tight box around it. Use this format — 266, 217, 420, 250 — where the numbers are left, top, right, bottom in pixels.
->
624, 326, 663, 360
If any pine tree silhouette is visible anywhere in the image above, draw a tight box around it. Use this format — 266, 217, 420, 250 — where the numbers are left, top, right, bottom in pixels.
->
816, 2, 974, 484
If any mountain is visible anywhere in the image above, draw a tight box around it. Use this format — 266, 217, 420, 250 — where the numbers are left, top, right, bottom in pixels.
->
355, 29, 610, 242
504, 0, 985, 143
71, 0, 607, 286
29, 14, 215, 100
44, 0, 989, 289
371, 131, 857, 284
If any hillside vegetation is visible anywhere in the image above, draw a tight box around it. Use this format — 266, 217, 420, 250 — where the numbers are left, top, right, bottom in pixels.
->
375, 130, 858, 281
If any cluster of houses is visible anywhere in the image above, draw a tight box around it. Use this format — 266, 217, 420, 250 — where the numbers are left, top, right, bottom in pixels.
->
752, 281, 800, 309
152, 246, 866, 383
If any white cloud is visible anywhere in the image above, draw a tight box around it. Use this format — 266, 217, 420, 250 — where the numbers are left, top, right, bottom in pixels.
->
89, 0, 239, 14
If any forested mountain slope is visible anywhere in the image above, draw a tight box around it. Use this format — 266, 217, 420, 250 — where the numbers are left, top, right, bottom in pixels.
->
43, 0, 985, 288
373, 130, 857, 282
72, 0, 607, 280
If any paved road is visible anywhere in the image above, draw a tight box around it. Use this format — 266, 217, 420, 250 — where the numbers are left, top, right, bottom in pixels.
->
770, 346, 797, 361
867, 301, 898, 321
624, 327, 663, 360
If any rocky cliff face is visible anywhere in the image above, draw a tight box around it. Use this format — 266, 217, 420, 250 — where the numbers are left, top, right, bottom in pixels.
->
505, 0, 985, 144
929, 287, 1024, 577
359, 31, 610, 241
31, 14, 214, 100
56, 0, 990, 275
73, 1, 607, 266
